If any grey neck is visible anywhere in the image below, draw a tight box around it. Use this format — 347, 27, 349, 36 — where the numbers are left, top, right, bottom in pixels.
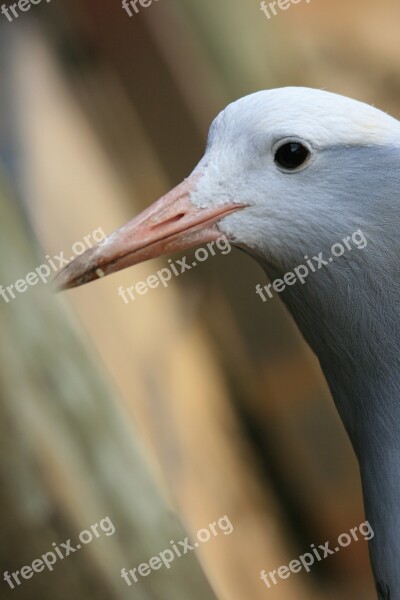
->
258, 255, 400, 599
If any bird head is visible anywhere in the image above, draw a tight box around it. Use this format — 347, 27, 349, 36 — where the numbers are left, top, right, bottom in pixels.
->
56, 87, 400, 290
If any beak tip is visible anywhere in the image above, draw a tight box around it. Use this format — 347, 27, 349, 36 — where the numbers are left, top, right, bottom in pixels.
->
53, 270, 75, 292
55, 245, 107, 292
55, 261, 90, 292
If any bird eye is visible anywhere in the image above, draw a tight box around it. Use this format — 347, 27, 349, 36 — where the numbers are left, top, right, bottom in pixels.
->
274, 141, 310, 171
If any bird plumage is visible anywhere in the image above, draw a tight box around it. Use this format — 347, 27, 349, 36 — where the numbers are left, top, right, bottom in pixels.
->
59, 87, 400, 598
192, 90, 400, 596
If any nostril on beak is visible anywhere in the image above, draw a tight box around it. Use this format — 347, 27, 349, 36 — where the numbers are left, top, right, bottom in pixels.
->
149, 213, 187, 230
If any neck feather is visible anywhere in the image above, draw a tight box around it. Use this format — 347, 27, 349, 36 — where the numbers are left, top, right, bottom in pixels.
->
258, 253, 400, 597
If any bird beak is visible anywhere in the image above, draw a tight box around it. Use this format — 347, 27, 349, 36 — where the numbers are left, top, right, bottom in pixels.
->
56, 173, 245, 290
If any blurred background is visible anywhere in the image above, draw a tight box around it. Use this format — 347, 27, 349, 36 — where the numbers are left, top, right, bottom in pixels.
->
1, 0, 399, 598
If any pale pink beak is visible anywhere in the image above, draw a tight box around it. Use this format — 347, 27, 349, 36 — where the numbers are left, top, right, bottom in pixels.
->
56, 174, 245, 290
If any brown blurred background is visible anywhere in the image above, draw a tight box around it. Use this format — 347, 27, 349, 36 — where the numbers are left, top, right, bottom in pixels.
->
1, 0, 399, 598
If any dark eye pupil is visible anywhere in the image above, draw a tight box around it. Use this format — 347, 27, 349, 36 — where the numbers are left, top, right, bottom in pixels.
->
275, 142, 309, 170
